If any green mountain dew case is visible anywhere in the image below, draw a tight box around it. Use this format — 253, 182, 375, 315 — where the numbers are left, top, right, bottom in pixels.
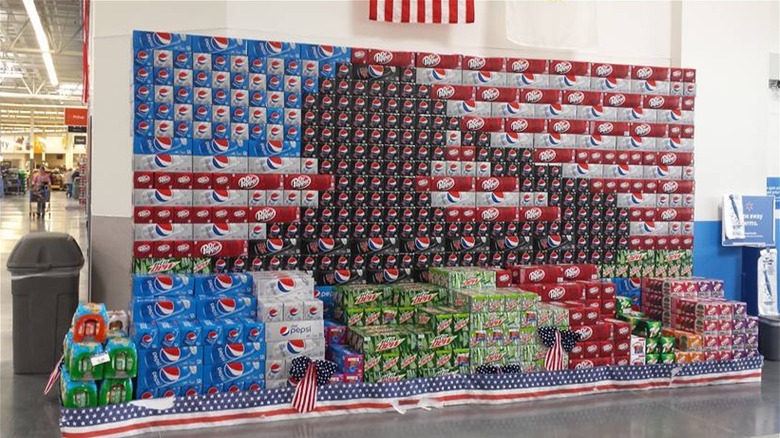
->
397, 306, 416, 325
348, 326, 416, 354
399, 351, 417, 379
133, 257, 194, 274
336, 284, 389, 308
363, 307, 383, 326
437, 306, 470, 349
103, 337, 137, 379
415, 307, 453, 334
537, 303, 570, 328
417, 349, 437, 374
382, 307, 399, 325
98, 378, 133, 406
191, 257, 214, 274
429, 267, 496, 291
451, 289, 501, 314
390, 283, 446, 307
363, 352, 408, 383
61, 368, 98, 408
470, 346, 508, 371
494, 288, 540, 313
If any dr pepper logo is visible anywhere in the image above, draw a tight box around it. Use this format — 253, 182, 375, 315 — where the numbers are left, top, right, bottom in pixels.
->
372, 51, 393, 64
288, 175, 312, 189
436, 178, 455, 190
199, 241, 223, 256
237, 174, 260, 189
254, 207, 277, 222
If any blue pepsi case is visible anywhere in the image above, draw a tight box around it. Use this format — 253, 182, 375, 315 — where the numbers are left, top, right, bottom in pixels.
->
267, 108, 283, 125
134, 119, 153, 137
173, 69, 192, 87
248, 40, 299, 59
134, 65, 153, 84
248, 73, 266, 90
231, 55, 248, 72
285, 59, 301, 75
173, 86, 193, 104
203, 342, 266, 365
174, 120, 191, 138
211, 53, 230, 71
153, 85, 173, 103
300, 44, 350, 62
267, 74, 283, 91
249, 90, 266, 107
154, 102, 173, 120
134, 48, 153, 66
173, 50, 191, 69
193, 105, 212, 122
177, 320, 203, 346
133, 137, 192, 155
132, 274, 193, 297
222, 318, 245, 343
137, 364, 202, 394
153, 67, 173, 86
231, 72, 248, 89
134, 84, 153, 102
192, 35, 246, 55
231, 106, 248, 123
131, 322, 159, 349
133, 31, 191, 51
248, 140, 300, 158
284, 92, 301, 109
193, 69, 211, 87
134, 102, 153, 121
248, 55, 265, 74
283, 125, 301, 141
174, 104, 192, 121
203, 360, 264, 389
193, 138, 247, 156
302, 77, 318, 93
193, 273, 252, 296
133, 297, 195, 323
212, 122, 230, 139
249, 125, 266, 142
242, 318, 265, 343
200, 320, 223, 346
196, 296, 256, 320
142, 346, 203, 368
212, 88, 230, 105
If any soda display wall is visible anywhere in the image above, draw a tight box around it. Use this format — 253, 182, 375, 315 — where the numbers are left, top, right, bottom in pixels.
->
131, 31, 696, 289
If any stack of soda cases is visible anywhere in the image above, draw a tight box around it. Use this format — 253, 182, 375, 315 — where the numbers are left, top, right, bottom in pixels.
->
132, 31, 340, 275
324, 320, 364, 383
507, 264, 635, 368
254, 270, 325, 388
641, 277, 760, 361
130, 272, 265, 397
62, 303, 137, 408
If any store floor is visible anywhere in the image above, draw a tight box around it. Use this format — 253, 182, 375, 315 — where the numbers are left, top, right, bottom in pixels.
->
1, 193, 779, 438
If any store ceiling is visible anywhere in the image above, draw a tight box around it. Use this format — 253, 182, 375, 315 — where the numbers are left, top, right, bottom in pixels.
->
0, 0, 84, 135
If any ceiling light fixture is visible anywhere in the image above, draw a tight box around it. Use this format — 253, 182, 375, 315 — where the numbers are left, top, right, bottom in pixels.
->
22, 0, 58, 86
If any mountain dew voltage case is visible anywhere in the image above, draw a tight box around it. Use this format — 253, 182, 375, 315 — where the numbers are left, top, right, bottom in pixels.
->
61, 368, 98, 408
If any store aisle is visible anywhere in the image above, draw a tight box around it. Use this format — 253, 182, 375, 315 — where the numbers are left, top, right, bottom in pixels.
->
0, 193, 779, 438
1, 192, 89, 438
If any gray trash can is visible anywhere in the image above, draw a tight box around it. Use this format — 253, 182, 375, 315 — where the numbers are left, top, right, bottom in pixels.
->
759, 315, 780, 361
6, 232, 85, 373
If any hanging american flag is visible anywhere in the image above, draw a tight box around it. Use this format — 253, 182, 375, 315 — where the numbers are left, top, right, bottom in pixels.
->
369, 0, 475, 24
546, 331, 565, 371
43, 355, 63, 395
291, 362, 318, 413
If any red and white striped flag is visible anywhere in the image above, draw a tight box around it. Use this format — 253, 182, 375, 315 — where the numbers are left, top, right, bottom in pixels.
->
545, 331, 565, 371
369, 0, 475, 24
291, 361, 318, 413
43, 354, 64, 395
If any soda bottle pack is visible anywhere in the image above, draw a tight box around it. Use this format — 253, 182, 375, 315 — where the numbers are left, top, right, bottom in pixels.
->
132, 30, 697, 290
61, 304, 137, 408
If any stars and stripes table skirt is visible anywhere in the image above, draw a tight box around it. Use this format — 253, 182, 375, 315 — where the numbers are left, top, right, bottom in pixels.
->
60, 357, 763, 438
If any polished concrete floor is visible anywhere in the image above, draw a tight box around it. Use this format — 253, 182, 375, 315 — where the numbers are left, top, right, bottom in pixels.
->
1, 193, 779, 438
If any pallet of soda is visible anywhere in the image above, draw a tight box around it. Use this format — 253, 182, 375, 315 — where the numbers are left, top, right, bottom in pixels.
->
129, 270, 326, 396
130, 30, 697, 286
60, 303, 137, 408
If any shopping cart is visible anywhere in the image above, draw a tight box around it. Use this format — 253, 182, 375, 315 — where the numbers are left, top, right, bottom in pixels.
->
29, 184, 51, 218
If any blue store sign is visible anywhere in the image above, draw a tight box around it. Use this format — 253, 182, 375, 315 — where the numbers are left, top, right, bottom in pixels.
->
723, 195, 776, 247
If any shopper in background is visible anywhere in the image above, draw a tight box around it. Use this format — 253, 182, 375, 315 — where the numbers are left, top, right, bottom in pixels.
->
31, 165, 51, 217
64, 168, 74, 198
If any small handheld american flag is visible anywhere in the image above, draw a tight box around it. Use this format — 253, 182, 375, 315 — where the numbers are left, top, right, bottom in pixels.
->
291, 361, 318, 413
44, 354, 64, 395
369, 0, 475, 24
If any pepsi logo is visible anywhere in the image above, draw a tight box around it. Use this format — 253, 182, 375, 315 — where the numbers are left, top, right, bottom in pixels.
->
524, 90, 543, 103
594, 64, 613, 77
421, 53, 441, 67
509, 119, 529, 132
372, 51, 394, 64
480, 88, 501, 101
635, 66, 653, 79
467, 57, 486, 70
608, 94, 626, 106
510, 59, 529, 72
435, 85, 456, 99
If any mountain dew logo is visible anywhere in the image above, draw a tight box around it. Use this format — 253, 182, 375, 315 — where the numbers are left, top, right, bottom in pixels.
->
484, 316, 504, 329
486, 351, 505, 364
348, 312, 363, 326
437, 319, 453, 333
355, 291, 383, 305
401, 355, 416, 369
461, 278, 479, 287
148, 260, 180, 274
365, 356, 381, 372
430, 335, 456, 350
375, 336, 404, 352
418, 351, 435, 368
436, 353, 451, 367
364, 311, 381, 325
411, 292, 437, 306
453, 318, 469, 332
383, 356, 400, 371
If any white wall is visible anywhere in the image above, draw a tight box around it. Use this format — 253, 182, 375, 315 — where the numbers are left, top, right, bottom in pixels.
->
680, 1, 779, 220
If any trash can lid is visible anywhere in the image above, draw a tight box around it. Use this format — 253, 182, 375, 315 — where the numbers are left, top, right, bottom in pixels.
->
6, 232, 85, 272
